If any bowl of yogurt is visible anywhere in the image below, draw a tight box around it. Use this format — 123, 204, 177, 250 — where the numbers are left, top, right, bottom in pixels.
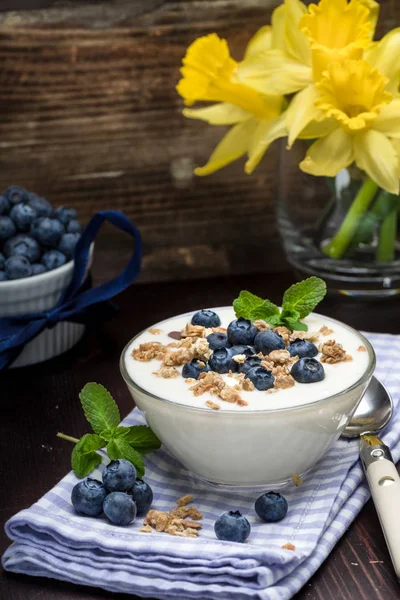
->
120, 307, 375, 487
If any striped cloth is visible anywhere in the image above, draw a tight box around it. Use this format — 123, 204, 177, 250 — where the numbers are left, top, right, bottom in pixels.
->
3, 332, 400, 600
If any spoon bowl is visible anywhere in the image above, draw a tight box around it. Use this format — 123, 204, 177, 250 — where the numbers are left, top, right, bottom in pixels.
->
342, 376, 393, 438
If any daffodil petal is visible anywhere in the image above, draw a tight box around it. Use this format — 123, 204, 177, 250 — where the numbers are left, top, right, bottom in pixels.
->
284, 0, 311, 66
194, 119, 257, 176
298, 117, 337, 140
359, 0, 380, 32
286, 84, 322, 147
244, 26, 272, 59
300, 128, 354, 177
374, 99, 400, 138
271, 5, 287, 51
366, 29, 400, 94
354, 130, 400, 194
183, 103, 251, 125
245, 113, 288, 174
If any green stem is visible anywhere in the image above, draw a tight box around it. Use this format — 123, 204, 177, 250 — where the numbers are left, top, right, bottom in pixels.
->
376, 203, 398, 262
323, 177, 378, 259
57, 432, 79, 444
350, 190, 398, 247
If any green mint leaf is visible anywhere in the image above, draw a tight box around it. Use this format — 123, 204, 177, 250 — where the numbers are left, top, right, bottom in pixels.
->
263, 314, 283, 327
233, 291, 280, 321
114, 425, 161, 455
79, 383, 120, 437
283, 318, 308, 332
250, 300, 281, 320
71, 433, 105, 478
107, 438, 145, 478
282, 277, 327, 319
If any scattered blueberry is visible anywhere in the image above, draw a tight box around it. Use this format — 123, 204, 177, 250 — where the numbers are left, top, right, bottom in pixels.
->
288, 338, 318, 359
214, 511, 251, 543
102, 459, 137, 492
227, 318, 257, 346
27, 193, 53, 217
255, 492, 288, 523
0, 271, 7, 281
254, 330, 285, 355
245, 366, 275, 391
128, 479, 153, 516
191, 309, 221, 328
10, 203, 38, 232
229, 344, 256, 358
54, 206, 78, 225
5, 255, 32, 279
182, 358, 210, 379
207, 332, 230, 351
103, 492, 137, 526
4, 234, 41, 263
71, 478, 108, 517
31, 263, 46, 276
67, 219, 82, 234
239, 356, 262, 375
291, 357, 325, 383
59, 232, 80, 259
0, 216, 16, 243
0, 196, 10, 215
4, 185, 29, 205
0, 252, 4, 270
41, 249, 67, 271
31, 216, 65, 247
209, 347, 237, 374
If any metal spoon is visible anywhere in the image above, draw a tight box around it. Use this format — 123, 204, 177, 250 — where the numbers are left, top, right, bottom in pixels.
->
342, 376, 393, 438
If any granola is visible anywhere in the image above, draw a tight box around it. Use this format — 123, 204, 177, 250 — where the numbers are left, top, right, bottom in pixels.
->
274, 372, 295, 389
190, 372, 225, 397
219, 385, 243, 404
319, 340, 352, 364
177, 494, 193, 507
269, 349, 291, 364
358, 345, 367, 352
241, 377, 255, 392
292, 472, 304, 487
181, 323, 205, 338
254, 319, 270, 331
153, 366, 180, 379
320, 325, 334, 336
205, 400, 221, 410
274, 326, 291, 345
282, 543, 296, 551
132, 342, 166, 362
149, 328, 163, 335
232, 354, 247, 364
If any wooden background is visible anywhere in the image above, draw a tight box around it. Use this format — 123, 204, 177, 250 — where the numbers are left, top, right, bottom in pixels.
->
0, 0, 398, 282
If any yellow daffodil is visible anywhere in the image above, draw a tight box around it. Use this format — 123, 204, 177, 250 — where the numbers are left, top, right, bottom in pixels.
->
176, 33, 287, 175
299, 59, 400, 194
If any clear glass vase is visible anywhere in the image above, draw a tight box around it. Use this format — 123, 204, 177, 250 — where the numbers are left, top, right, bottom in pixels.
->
277, 141, 400, 298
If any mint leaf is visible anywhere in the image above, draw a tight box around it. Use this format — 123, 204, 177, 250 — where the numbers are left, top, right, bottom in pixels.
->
233, 291, 280, 321
71, 433, 105, 478
79, 383, 120, 436
282, 277, 327, 319
107, 438, 145, 478
250, 300, 281, 321
283, 318, 308, 332
114, 425, 161, 455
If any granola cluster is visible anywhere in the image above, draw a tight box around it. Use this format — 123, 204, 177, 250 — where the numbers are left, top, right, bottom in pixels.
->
140, 495, 203, 538
319, 340, 352, 364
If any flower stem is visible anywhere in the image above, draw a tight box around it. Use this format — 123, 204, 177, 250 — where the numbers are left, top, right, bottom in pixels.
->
57, 432, 79, 444
323, 177, 378, 259
376, 201, 398, 262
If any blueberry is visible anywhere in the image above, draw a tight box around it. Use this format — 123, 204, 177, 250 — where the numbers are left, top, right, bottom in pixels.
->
0, 252, 5, 270
128, 479, 153, 516
54, 206, 78, 225
208, 347, 237, 374
245, 366, 275, 391
207, 332, 230, 351
191, 309, 221, 328
31, 263, 46, 276
103, 492, 137, 526
254, 330, 285, 355
0, 271, 7, 281
10, 203, 38, 232
0, 216, 16, 243
239, 356, 262, 375
227, 318, 257, 346
31, 217, 65, 247
67, 219, 82, 234
255, 492, 288, 523
214, 511, 251, 543
291, 357, 325, 383
71, 478, 107, 517
102, 459, 137, 492
4, 185, 29, 205
229, 345, 256, 358
4, 234, 41, 263
0, 195, 10, 215
41, 249, 67, 271
28, 193, 53, 217
5, 255, 32, 280
288, 338, 318, 359
59, 232, 80, 259
182, 358, 210, 379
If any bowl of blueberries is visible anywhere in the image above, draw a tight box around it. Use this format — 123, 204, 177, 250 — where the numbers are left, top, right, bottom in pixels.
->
0, 185, 88, 368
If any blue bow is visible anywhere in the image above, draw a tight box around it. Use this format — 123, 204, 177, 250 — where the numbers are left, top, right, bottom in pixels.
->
0, 210, 142, 370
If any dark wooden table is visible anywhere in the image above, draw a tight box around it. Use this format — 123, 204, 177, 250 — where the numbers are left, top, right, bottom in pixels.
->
1, 272, 400, 600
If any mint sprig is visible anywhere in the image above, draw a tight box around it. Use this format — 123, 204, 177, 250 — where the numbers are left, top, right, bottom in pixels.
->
233, 277, 326, 331
58, 383, 161, 478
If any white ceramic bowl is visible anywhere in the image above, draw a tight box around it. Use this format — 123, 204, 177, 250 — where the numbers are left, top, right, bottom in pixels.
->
120, 310, 376, 487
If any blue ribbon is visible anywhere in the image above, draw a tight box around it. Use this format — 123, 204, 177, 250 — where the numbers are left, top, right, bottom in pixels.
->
0, 210, 142, 370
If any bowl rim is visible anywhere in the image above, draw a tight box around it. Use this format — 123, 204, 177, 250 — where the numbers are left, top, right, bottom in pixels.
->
120, 307, 376, 415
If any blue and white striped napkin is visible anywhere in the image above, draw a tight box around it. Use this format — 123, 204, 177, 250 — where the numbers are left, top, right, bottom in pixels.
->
3, 332, 400, 600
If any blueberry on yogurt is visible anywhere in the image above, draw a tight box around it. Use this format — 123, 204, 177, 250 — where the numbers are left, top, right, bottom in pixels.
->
206, 332, 230, 350
239, 356, 262, 375
227, 318, 257, 346
182, 358, 210, 379
288, 338, 318, 359
291, 358, 325, 383
245, 366, 275, 391
208, 347, 237, 374
254, 330, 285, 355
191, 309, 221, 328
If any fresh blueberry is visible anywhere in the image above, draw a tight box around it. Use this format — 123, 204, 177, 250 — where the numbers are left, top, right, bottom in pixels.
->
28, 193, 53, 217
0, 196, 10, 215
291, 357, 325, 383
0, 216, 16, 243
59, 232, 80, 259
4, 234, 41, 263
288, 338, 318, 359
5, 255, 32, 280
10, 203, 38, 232
0, 252, 5, 270
41, 249, 67, 271
214, 511, 251, 543
71, 478, 107, 517
239, 356, 262, 375
182, 358, 210, 379
102, 459, 137, 492
54, 206, 78, 225
254, 330, 285, 355
191, 309, 221, 328
227, 318, 257, 346
0, 271, 7, 281
245, 366, 275, 391
229, 345, 256, 358
208, 347, 237, 374
31, 263, 46, 276
128, 479, 153, 516
255, 492, 288, 523
4, 185, 29, 205
207, 332, 230, 351
103, 492, 137, 526
31, 216, 65, 247
67, 219, 82, 234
